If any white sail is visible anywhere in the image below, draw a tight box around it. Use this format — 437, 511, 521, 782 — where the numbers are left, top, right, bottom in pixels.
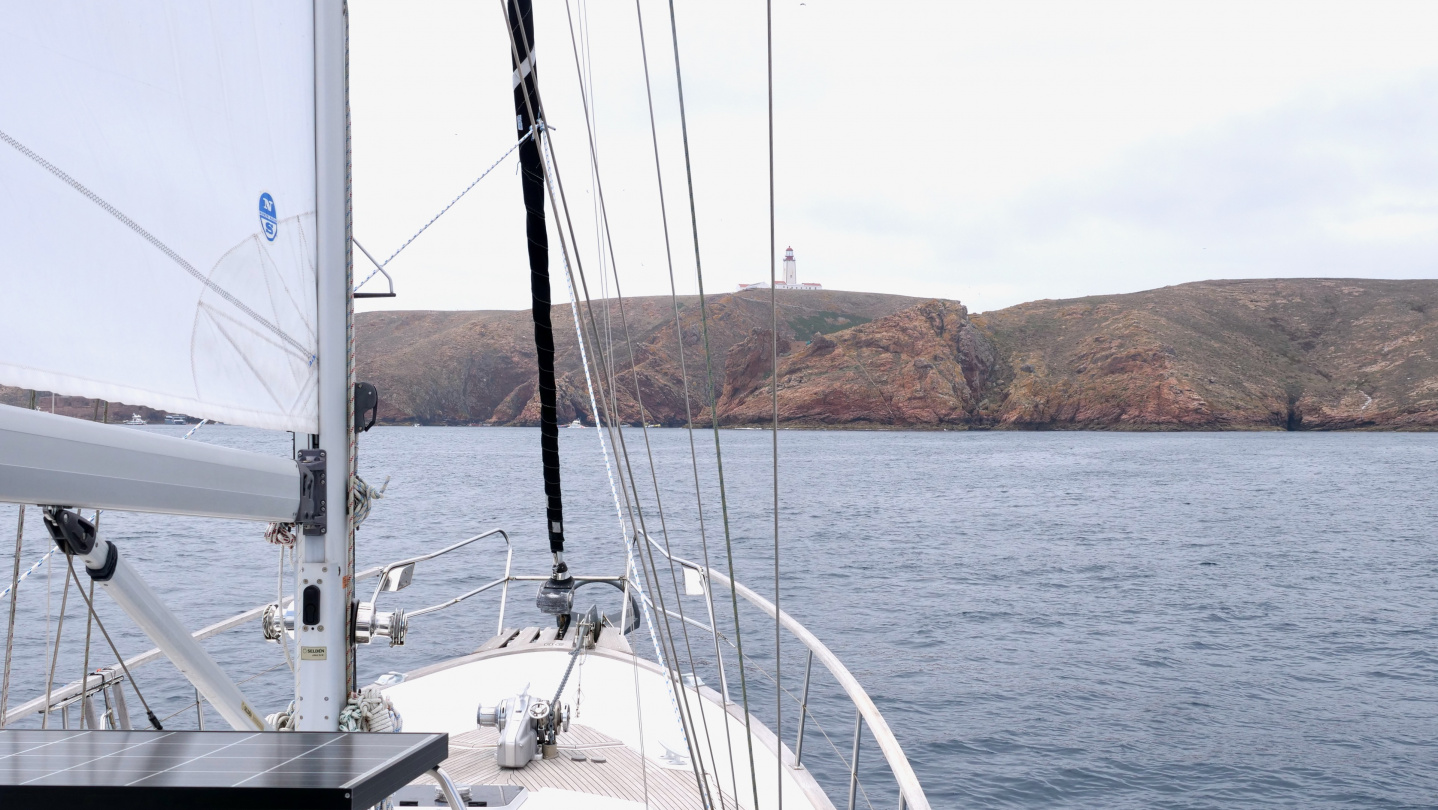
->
0, 1, 319, 433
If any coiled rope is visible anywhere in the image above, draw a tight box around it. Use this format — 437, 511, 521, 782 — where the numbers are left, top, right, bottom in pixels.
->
264, 474, 387, 548
339, 684, 402, 732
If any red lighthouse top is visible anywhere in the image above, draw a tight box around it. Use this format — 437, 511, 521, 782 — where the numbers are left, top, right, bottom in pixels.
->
785, 247, 794, 258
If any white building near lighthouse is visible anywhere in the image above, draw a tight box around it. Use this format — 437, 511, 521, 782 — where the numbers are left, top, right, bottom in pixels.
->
738, 247, 823, 291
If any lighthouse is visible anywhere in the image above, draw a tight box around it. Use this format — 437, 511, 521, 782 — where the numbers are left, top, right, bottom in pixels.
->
735, 246, 823, 291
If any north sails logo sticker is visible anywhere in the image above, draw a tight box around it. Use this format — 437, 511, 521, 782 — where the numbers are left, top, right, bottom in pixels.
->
259, 192, 278, 241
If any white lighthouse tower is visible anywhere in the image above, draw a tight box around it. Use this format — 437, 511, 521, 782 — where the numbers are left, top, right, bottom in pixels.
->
736, 245, 822, 291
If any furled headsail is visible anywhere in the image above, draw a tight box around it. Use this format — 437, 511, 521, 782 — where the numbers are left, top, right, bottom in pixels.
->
0, 1, 319, 433
507, 0, 567, 556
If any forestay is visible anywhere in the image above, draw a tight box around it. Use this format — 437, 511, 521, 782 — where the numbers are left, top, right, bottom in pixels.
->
0, 1, 320, 433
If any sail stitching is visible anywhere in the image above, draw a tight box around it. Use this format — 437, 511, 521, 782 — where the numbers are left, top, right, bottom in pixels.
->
0, 127, 312, 359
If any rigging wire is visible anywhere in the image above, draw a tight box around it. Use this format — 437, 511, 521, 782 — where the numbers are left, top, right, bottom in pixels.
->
629, 3, 742, 797
559, 4, 728, 803
499, 4, 692, 806
542, 127, 662, 808
40, 551, 73, 729
0, 396, 38, 728
353, 130, 533, 293
79, 514, 98, 728
345, 9, 360, 696
766, 1, 785, 805
0, 504, 25, 728
64, 551, 163, 730
537, 98, 717, 810
664, 0, 764, 805
539, 107, 718, 810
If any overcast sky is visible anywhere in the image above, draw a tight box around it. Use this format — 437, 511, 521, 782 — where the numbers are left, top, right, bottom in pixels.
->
350, 0, 1438, 314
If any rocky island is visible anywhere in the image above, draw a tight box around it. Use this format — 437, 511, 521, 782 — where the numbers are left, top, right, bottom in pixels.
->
9, 279, 1437, 430
351, 278, 1438, 431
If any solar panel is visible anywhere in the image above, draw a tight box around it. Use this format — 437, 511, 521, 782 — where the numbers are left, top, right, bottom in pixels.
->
0, 728, 447, 809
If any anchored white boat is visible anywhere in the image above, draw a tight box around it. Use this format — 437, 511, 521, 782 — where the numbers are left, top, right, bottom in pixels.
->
120, 414, 146, 426
0, 2, 929, 808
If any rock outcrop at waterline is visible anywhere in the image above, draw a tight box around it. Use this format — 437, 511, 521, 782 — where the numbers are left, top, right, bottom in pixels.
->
9, 279, 1437, 430
346, 279, 1438, 431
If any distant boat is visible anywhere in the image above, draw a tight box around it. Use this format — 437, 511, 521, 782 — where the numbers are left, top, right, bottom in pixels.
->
122, 413, 146, 426
164, 414, 187, 425
565, 419, 584, 428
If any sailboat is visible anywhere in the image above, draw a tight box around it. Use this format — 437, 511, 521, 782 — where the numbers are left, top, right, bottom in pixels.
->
0, 2, 930, 809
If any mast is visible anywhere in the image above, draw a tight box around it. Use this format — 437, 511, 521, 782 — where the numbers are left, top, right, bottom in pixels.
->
295, 0, 353, 730
508, 0, 572, 608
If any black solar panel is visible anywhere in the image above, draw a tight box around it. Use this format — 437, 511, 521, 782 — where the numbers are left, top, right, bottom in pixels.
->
0, 728, 447, 809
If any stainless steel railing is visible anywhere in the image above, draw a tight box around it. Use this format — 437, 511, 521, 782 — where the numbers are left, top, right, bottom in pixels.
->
632, 531, 932, 810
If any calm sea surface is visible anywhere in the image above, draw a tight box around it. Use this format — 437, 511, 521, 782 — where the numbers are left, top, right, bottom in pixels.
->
3, 427, 1436, 808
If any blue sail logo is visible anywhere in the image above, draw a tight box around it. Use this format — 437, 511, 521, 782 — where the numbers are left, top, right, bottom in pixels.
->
258, 192, 278, 241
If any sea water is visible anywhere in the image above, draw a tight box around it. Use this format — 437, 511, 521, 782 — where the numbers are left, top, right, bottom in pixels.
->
2, 427, 1435, 808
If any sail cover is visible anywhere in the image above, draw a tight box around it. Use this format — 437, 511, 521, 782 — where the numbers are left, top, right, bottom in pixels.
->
0, 1, 319, 433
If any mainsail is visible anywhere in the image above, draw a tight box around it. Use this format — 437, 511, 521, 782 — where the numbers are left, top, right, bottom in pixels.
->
0, 1, 319, 433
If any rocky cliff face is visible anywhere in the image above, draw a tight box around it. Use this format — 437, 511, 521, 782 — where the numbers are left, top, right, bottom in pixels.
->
10, 279, 1437, 430
713, 299, 998, 427
354, 290, 928, 427
976, 279, 1438, 430
348, 279, 1438, 430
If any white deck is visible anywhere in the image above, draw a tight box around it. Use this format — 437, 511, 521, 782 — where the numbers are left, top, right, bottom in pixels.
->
385, 626, 834, 810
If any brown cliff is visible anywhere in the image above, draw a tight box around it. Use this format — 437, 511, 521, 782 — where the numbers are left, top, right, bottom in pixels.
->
349, 279, 1438, 430
976, 279, 1438, 430
10, 279, 1438, 430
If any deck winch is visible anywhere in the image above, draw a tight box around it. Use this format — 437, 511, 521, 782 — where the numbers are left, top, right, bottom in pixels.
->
476, 686, 570, 768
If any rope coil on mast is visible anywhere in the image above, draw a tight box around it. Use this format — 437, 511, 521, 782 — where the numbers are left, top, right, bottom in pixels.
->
264, 474, 387, 548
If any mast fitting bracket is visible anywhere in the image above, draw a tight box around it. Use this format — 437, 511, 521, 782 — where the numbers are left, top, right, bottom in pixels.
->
297, 449, 327, 535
